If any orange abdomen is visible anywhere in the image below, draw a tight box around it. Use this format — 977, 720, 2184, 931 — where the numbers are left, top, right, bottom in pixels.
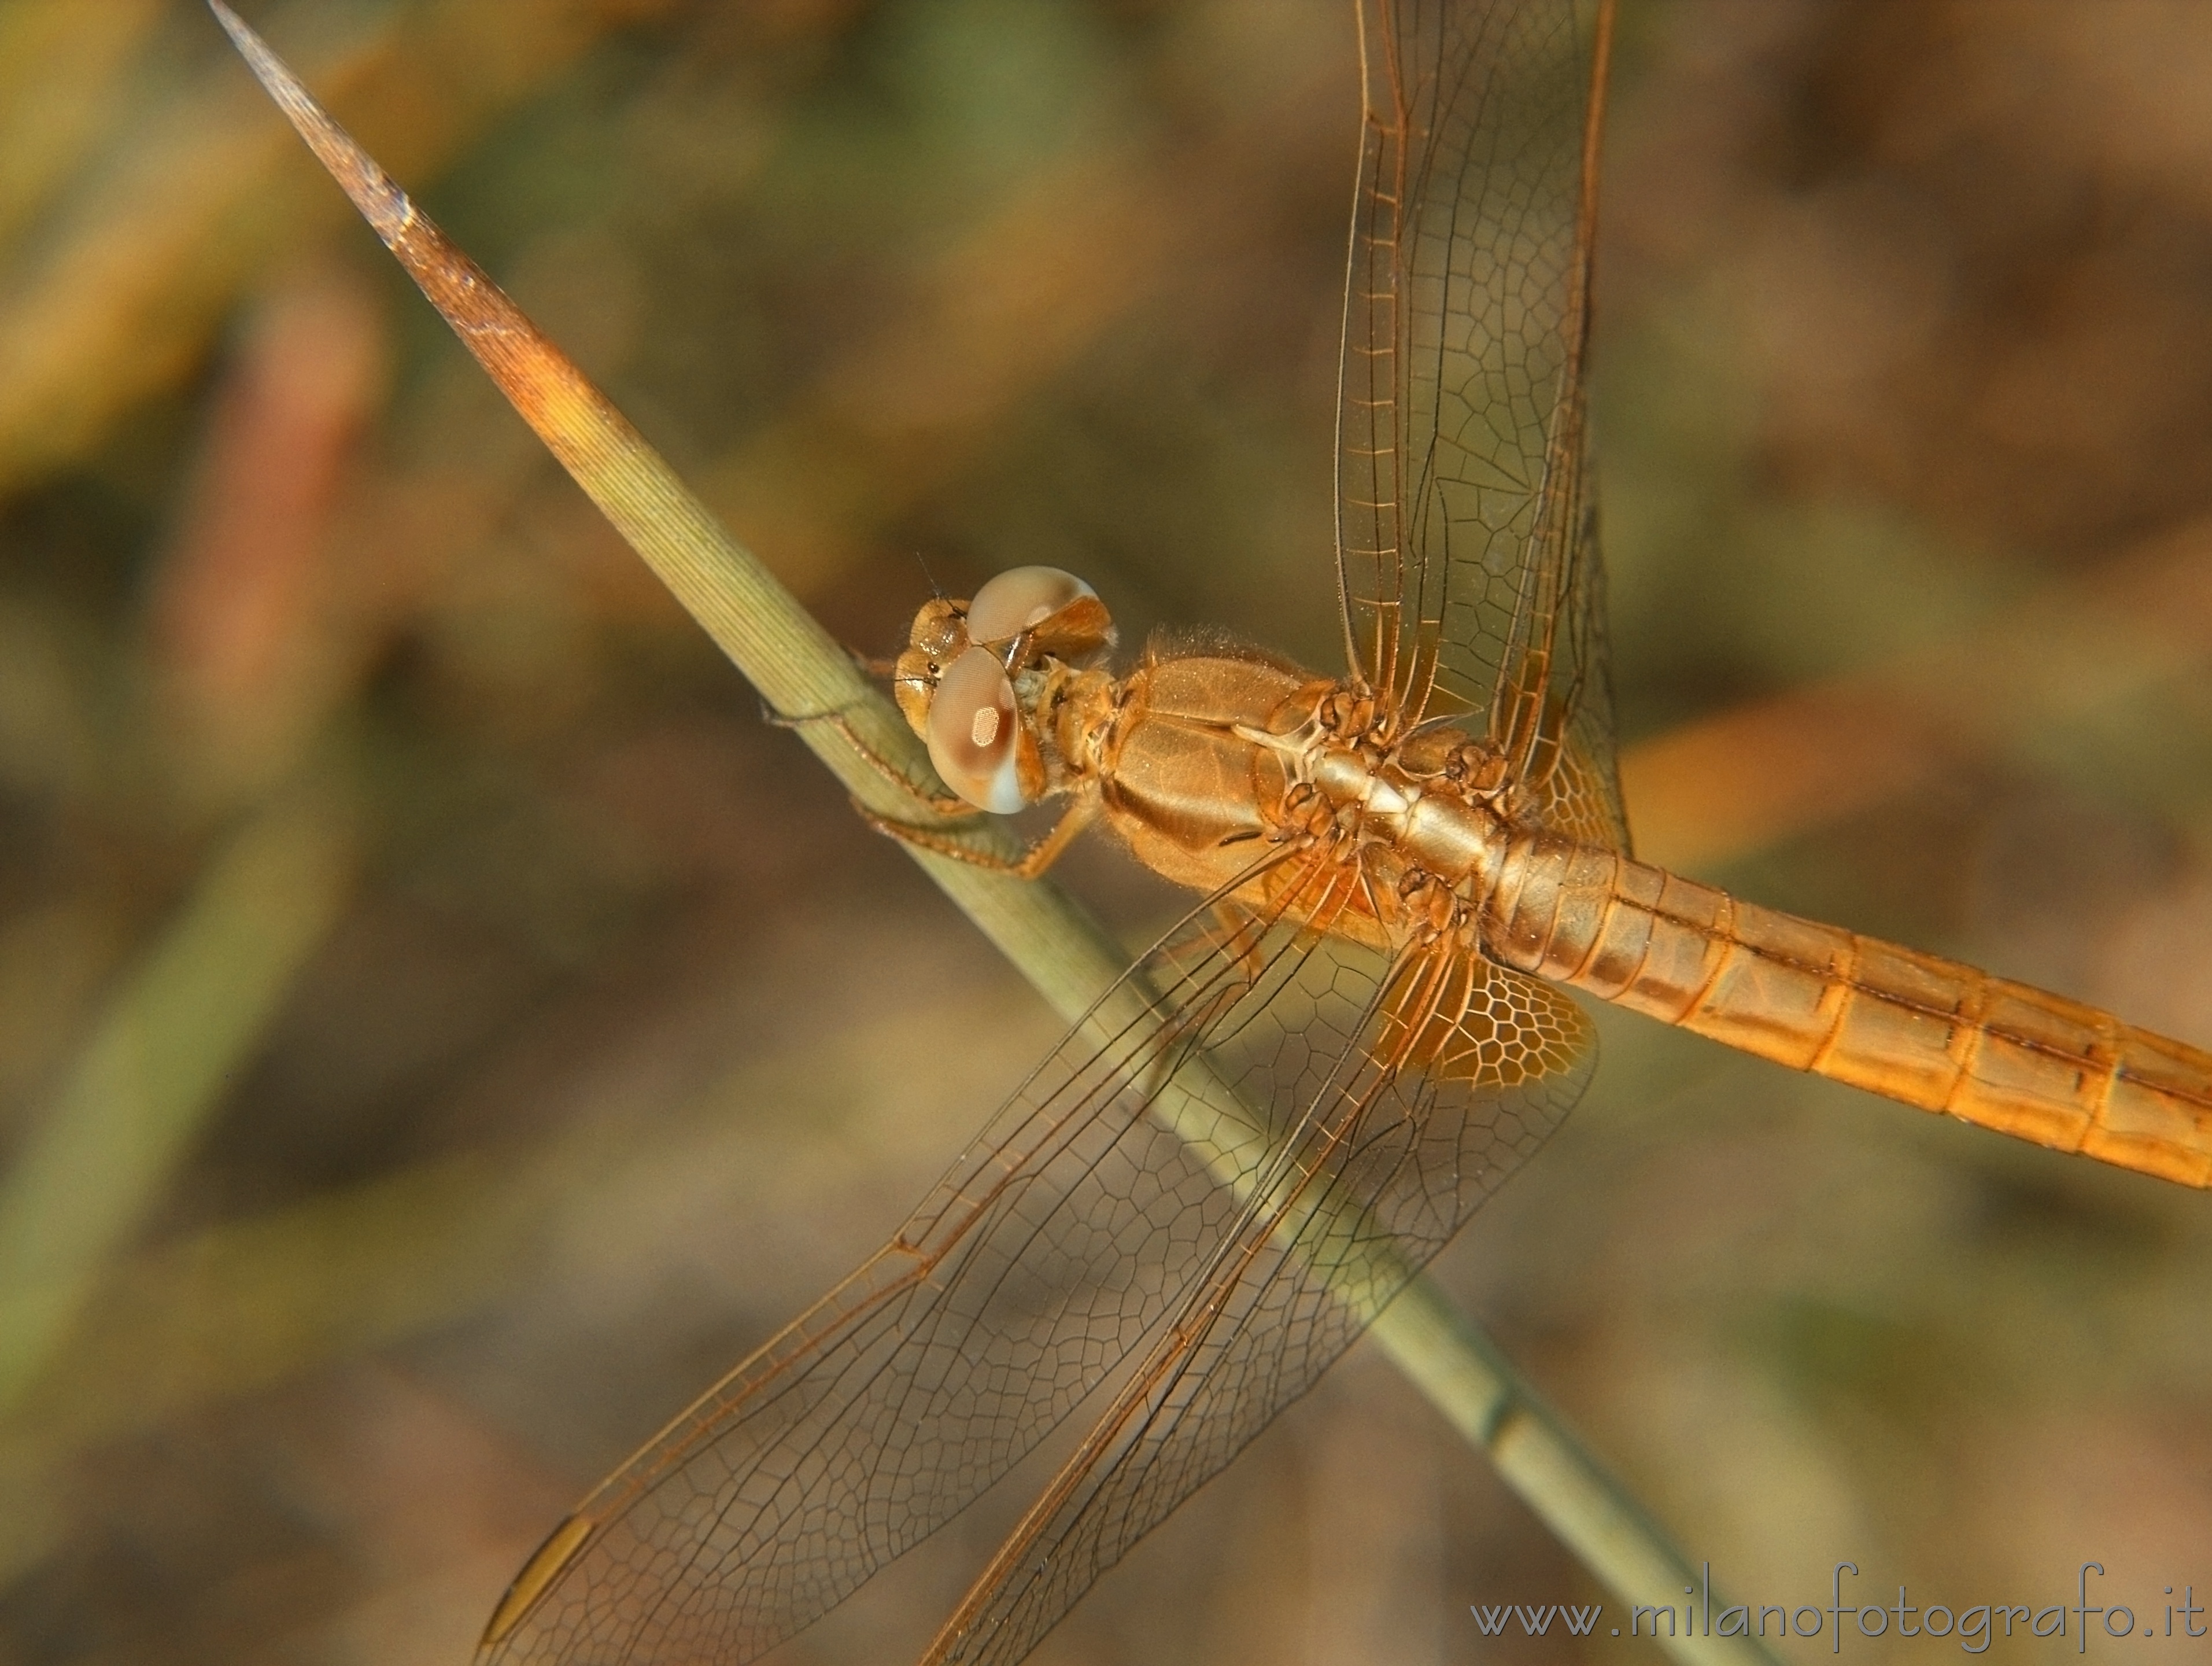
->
1486, 833, 2212, 1187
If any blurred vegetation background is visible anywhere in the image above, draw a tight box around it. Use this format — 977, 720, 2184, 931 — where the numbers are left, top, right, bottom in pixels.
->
2, 1, 2211, 1663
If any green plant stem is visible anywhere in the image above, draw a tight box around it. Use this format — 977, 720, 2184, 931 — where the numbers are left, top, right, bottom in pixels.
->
0, 787, 354, 1416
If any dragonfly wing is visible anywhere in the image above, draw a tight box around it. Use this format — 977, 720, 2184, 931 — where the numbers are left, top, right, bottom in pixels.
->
475, 851, 1538, 1666
1335, 0, 1627, 849
921, 948, 1596, 1666
474, 867, 1293, 1665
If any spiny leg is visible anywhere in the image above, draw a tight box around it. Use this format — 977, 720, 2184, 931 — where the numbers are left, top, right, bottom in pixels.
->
855, 787, 1103, 880
760, 694, 977, 820
1202, 901, 1270, 983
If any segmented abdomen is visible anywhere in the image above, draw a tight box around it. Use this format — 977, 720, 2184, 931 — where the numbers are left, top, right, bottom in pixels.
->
1484, 832, 2212, 1186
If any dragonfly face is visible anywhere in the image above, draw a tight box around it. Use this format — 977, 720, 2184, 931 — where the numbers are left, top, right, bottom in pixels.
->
895, 565, 1117, 813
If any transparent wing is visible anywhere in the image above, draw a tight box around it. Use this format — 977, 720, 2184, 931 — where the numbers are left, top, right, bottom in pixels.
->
1336, 0, 1627, 850
475, 849, 1588, 1666
923, 944, 1596, 1666
472, 858, 1296, 1665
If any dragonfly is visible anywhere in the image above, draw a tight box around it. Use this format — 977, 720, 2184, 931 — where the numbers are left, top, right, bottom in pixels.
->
449, 1, 2212, 1663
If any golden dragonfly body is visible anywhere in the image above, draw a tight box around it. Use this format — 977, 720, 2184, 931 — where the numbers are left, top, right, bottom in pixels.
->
474, 0, 2212, 1663
903, 557, 2212, 1192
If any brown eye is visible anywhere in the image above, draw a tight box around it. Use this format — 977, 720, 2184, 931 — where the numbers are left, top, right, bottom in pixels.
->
925, 646, 1026, 813
965, 566, 1098, 646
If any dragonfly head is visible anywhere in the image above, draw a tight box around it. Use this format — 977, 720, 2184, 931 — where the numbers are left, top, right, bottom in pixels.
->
893, 566, 1118, 813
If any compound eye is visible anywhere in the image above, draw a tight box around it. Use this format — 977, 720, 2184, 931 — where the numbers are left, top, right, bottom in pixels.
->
965, 566, 1098, 646
925, 646, 1026, 813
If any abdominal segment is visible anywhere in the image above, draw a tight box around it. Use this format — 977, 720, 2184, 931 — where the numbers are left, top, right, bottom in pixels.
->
1486, 832, 2212, 1187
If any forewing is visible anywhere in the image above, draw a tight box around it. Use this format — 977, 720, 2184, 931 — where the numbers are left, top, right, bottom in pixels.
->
1335, 0, 1627, 849
477, 850, 1421, 1666
921, 947, 1596, 1666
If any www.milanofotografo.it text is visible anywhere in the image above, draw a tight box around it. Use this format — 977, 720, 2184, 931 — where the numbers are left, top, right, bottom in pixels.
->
1471, 1564, 2209, 1651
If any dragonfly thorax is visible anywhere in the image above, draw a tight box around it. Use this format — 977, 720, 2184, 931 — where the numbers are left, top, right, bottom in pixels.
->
896, 568, 1534, 963
1288, 720, 1520, 898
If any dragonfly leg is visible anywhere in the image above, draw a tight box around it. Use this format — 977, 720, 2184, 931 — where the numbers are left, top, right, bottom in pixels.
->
856, 789, 1101, 880
762, 695, 977, 819
1207, 901, 1268, 982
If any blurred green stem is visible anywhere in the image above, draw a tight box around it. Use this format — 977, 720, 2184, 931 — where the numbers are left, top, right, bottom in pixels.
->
0, 786, 354, 1415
